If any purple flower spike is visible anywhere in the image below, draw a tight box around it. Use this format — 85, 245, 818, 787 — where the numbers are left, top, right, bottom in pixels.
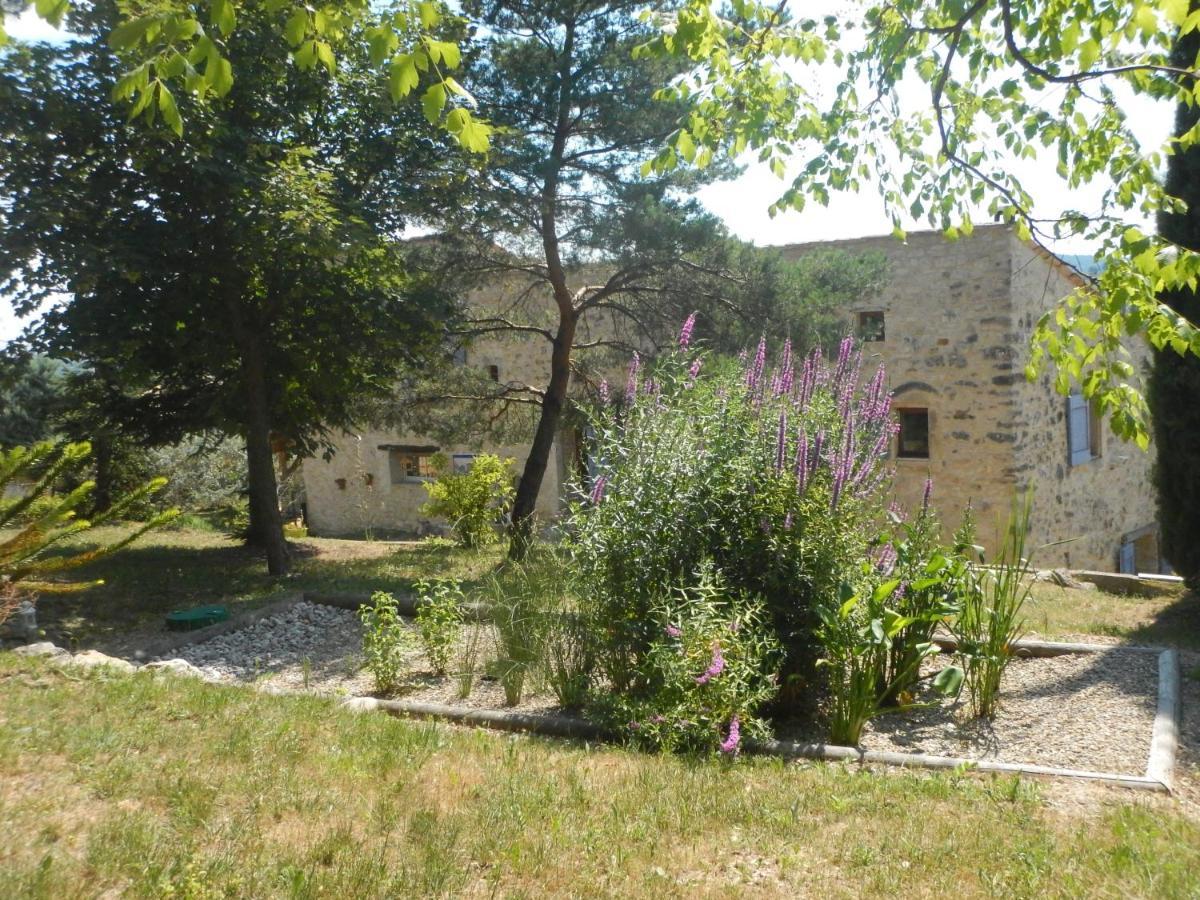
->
695, 643, 725, 684
679, 312, 697, 350
784, 510, 793, 530
665, 624, 682, 638
719, 716, 741, 754
745, 336, 767, 391
589, 475, 607, 505
598, 379, 609, 405
686, 356, 703, 387
922, 477, 934, 515
624, 352, 640, 403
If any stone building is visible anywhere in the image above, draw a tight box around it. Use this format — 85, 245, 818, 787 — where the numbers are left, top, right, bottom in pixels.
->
301, 224, 1160, 573
778, 224, 1159, 572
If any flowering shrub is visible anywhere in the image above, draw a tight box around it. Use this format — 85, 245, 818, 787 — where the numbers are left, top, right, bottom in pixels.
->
569, 325, 896, 707
592, 564, 782, 754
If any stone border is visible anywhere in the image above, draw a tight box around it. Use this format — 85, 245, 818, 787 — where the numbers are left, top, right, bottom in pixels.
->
117, 592, 1183, 792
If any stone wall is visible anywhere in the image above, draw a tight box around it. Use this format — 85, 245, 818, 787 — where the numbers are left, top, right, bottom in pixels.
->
302, 270, 629, 537
779, 225, 1021, 552
1006, 235, 1158, 571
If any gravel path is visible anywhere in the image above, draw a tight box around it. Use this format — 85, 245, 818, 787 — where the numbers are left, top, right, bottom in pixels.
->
779, 648, 1161, 775
161, 601, 1163, 775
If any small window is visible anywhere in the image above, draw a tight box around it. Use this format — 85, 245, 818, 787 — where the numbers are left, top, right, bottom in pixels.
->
451, 453, 475, 474
451, 346, 467, 366
487, 364, 500, 382
1067, 391, 1101, 465
857, 311, 885, 342
389, 450, 435, 483
896, 408, 930, 459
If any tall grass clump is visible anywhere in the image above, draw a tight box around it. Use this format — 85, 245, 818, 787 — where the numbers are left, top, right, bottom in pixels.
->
568, 322, 897, 728
950, 494, 1034, 718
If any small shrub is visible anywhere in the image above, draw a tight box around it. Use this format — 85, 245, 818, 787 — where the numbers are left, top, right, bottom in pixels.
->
815, 577, 957, 745
359, 591, 412, 694
541, 609, 593, 710
591, 564, 782, 754
414, 578, 464, 676
421, 453, 515, 548
950, 494, 1033, 718
873, 482, 972, 705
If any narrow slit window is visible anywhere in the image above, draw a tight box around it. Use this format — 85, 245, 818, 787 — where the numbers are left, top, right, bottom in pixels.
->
897, 408, 930, 459
487, 364, 500, 382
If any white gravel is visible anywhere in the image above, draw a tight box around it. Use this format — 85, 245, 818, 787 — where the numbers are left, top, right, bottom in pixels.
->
159, 601, 371, 691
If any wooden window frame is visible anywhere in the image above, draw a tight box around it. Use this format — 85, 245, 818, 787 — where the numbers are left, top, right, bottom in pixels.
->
857, 310, 886, 342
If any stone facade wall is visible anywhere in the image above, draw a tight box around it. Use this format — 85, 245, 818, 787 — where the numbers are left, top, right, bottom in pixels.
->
303, 226, 1159, 570
302, 270, 628, 538
780, 225, 1021, 552
1006, 236, 1158, 571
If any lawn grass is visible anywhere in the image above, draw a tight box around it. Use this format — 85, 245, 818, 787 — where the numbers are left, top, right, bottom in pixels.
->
1025, 581, 1200, 651
21, 527, 503, 648
1, 655, 1198, 899
6, 528, 1200, 897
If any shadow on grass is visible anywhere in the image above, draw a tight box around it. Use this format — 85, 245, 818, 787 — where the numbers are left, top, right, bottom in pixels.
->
1121, 590, 1200, 652
26, 530, 505, 648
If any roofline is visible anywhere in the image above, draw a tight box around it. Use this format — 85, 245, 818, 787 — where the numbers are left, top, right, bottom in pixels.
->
764, 222, 1091, 289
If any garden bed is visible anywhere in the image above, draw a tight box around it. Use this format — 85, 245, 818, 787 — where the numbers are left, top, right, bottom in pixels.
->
158, 599, 561, 714
778, 648, 1160, 776
150, 597, 1174, 784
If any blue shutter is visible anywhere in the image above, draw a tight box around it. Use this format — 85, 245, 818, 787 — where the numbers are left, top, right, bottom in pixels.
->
1068, 393, 1091, 465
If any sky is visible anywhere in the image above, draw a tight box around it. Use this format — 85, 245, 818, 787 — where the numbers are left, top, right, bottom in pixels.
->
0, 6, 1178, 344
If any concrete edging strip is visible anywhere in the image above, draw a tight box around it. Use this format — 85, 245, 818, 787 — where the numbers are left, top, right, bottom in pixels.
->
1146, 649, 1181, 789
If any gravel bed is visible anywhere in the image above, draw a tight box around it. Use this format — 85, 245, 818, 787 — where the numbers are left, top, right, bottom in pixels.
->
163, 601, 1162, 774
780, 648, 1161, 775
161, 600, 559, 712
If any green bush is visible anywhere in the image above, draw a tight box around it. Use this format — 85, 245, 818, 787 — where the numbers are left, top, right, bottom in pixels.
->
421, 453, 515, 548
593, 564, 782, 754
569, 334, 893, 706
414, 578, 464, 676
358, 591, 412, 694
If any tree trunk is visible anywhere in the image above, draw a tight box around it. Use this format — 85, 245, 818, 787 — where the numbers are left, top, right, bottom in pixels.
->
509, 317, 576, 558
508, 15, 578, 562
240, 339, 289, 576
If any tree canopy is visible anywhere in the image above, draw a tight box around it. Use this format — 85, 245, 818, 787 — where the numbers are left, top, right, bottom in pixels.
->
639, 0, 1200, 446
0, 0, 461, 572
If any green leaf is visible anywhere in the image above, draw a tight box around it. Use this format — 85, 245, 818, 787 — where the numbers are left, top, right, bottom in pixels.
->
108, 16, 154, 50
285, 9, 308, 47
157, 84, 183, 137
675, 129, 696, 163
389, 54, 420, 99
421, 82, 446, 124
427, 39, 460, 69
932, 666, 963, 696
